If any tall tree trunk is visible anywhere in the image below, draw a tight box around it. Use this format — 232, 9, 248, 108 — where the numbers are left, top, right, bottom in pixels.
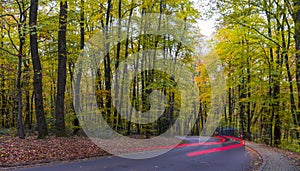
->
73, 0, 84, 134
238, 82, 245, 138
238, 40, 246, 138
273, 17, 283, 147
16, 1, 26, 139
199, 102, 204, 132
282, 10, 298, 138
293, 0, 300, 138
17, 55, 25, 139
0, 15, 6, 128
273, 55, 281, 146
246, 39, 251, 141
228, 63, 233, 127
29, 0, 48, 138
104, 0, 112, 125
112, 0, 122, 131
228, 87, 232, 126
266, 8, 274, 145
24, 84, 30, 130
55, 1, 68, 137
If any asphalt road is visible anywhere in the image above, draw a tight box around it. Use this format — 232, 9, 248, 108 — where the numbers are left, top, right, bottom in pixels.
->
14, 137, 251, 171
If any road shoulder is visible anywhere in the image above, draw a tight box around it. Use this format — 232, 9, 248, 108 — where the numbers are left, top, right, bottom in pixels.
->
246, 141, 299, 171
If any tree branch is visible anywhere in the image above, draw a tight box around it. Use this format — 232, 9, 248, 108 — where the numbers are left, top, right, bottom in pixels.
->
0, 47, 18, 57
0, 14, 19, 24
234, 20, 282, 48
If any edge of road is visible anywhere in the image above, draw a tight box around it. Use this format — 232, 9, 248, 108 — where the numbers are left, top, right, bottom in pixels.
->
216, 136, 264, 171
245, 143, 265, 171
245, 141, 300, 171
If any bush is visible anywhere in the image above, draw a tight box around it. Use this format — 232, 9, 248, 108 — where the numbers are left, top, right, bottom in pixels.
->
280, 140, 300, 153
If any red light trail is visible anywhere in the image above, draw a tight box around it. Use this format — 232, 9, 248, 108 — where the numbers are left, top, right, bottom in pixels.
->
186, 143, 244, 157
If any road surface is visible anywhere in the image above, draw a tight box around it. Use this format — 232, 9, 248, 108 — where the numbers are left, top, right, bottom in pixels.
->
15, 137, 250, 171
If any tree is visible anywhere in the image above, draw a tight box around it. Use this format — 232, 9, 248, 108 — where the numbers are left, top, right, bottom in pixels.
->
72, 0, 85, 134
294, 0, 300, 138
12, 0, 28, 139
29, 0, 48, 139
55, 0, 68, 137
214, 0, 298, 146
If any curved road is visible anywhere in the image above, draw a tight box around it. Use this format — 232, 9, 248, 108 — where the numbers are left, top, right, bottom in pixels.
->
15, 137, 250, 171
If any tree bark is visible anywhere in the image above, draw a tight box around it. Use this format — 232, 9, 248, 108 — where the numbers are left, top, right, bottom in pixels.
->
16, 0, 27, 139
103, 0, 112, 126
72, 0, 84, 135
29, 0, 48, 138
55, 1, 68, 137
294, 0, 300, 138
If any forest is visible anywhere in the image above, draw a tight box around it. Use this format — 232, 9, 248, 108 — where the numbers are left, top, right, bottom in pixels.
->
0, 0, 299, 153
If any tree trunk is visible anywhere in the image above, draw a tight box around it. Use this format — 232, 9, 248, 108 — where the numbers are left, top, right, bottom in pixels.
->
246, 39, 251, 141
17, 55, 25, 139
103, 0, 112, 126
29, 0, 48, 138
282, 10, 298, 138
266, 8, 274, 146
238, 82, 245, 138
112, 0, 122, 131
273, 16, 283, 147
294, 0, 300, 138
55, 1, 68, 137
16, 1, 27, 139
72, 0, 84, 135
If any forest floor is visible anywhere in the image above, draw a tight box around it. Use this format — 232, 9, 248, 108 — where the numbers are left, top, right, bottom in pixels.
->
0, 135, 186, 168
0, 136, 109, 167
